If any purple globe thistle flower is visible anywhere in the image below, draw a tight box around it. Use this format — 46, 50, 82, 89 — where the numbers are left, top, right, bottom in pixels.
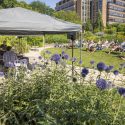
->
81, 68, 89, 77
113, 70, 119, 76
90, 60, 95, 65
38, 56, 42, 60
79, 60, 83, 65
118, 87, 125, 96
72, 57, 77, 62
109, 66, 114, 70
51, 54, 60, 63
62, 51, 65, 55
64, 54, 69, 60
97, 62, 106, 72
105, 66, 111, 73
96, 79, 107, 90
0, 72, 4, 77
46, 50, 51, 54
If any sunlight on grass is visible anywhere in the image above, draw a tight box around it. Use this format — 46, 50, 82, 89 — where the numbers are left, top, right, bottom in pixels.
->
42, 48, 125, 72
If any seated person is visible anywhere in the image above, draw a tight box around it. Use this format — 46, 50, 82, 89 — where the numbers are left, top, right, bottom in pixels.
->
0, 40, 7, 51
3, 46, 17, 68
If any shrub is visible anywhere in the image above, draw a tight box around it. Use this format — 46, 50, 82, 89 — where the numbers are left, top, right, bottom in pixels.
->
0, 64, 125, 125
45, 34, 68, 44
27, 36, 43, 47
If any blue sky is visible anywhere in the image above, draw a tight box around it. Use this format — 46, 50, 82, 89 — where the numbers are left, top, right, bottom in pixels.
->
24, 0, 60, 8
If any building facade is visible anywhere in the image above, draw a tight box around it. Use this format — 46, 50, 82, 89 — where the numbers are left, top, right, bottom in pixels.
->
107, 0, 125, 24
90, 0, 125, 26
55, 0, 125, 26
55, 0, 91, 24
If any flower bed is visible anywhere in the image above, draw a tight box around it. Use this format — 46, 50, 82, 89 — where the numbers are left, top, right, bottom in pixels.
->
0, 51, 125, 125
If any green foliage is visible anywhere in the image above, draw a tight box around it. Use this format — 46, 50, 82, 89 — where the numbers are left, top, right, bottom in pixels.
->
1, 0, 17, 8
85, 19, 93, 31
84, 31, 99, 42
30, 1, 54, 16
115, 32, 125, 42
11, 37, 29, 54
53, 10, 81, 24
0, 68, 125, 124
45, 34, 68, 43
27, 36, 43, 47
47, 48, 125, 71
104, 27, 117, 34
0, 36, 29, 54
16, 1, 32, 10
94, 11, 103, 32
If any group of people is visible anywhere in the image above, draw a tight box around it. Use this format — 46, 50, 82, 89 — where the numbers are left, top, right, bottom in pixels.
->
0, 41, 29, 72
0, 41, 18, 68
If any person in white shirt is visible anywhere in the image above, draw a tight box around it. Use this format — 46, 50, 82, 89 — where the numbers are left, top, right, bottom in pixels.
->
3, 46, 17, 68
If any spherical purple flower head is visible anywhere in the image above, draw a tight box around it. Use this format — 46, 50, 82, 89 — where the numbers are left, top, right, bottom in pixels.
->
81, 68, 89, 77
45, 50, 51, 54
64, 54, 69, 60
97, 62, 106, 72
79, 60, 83, 65
118, 87, 125, 96
90, 60, 95, 65
51, 54, 61, 63
38, 56, 42, 60
62, 51, 65, 55
96, 79, 107, 90
105, 66, 111, 73
0, 72, 4, 77
113, 70, 119, 76
109, 66, 114, 70
72, 57, 77, 62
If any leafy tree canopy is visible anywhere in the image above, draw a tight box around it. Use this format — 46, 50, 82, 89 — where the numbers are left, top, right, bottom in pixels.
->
53, 10, 81, 24
30, 0, 54, 15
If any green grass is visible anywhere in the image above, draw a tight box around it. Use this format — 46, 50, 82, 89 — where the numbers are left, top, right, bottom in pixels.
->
42, 48, 125, 72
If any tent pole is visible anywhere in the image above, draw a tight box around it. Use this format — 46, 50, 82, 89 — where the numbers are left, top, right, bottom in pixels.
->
80, 31, 82, 84
43, 35, 45, 61
72, 38, 74, 78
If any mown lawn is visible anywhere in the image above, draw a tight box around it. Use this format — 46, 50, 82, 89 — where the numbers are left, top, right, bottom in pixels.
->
42, 48, 125, 72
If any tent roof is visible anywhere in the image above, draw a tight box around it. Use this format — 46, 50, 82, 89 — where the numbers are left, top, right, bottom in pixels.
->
0, 7, 82, 35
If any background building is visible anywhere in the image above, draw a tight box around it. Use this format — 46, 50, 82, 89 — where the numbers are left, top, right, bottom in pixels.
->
55, 0, 91, 24
55, 0, 125, 27
90, 0, 125, 26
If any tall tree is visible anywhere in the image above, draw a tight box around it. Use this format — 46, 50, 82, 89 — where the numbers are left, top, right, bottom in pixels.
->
1, 0, 17, 8
53, 10, 81, 24
85, 19, 93, 31
16, 1, 32, 10
30, 1, 54, 15
94, 11, 103, 31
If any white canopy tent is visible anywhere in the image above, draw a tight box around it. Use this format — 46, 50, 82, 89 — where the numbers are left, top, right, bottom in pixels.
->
0, 7, 82, 78
0, 7, 82, 35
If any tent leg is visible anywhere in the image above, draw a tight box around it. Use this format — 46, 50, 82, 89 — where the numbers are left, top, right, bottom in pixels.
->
80, 31, 82, 84
43, 35, 45, 61
72, 39, 74, 78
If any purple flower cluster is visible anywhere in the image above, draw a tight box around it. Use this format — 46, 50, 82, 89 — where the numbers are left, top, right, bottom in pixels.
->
38, 56, 42, 60
81, 68, 89, 77
64, 54, 69, 60
72, 57, 77, 62
113, 70, 119, 76
96, 79, 107, 90
45, 50, 51, 54
118, 87, 125, 96
90, 60, 95, 65
105, 65, 114, 73
51, 54, 60, 64
97, 62, 106, 71
79, 60, 82, 65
